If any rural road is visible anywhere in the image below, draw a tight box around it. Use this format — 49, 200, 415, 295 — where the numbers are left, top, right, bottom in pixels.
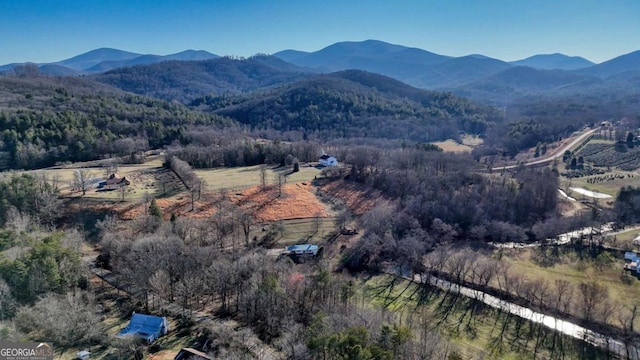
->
387, 269, 640, 359
492, 128, 597, 171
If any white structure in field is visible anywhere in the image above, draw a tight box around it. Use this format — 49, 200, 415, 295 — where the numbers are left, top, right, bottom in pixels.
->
319, 154, 338, 167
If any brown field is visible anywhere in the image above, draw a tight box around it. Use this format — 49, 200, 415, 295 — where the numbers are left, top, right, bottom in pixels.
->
109, 176, 330, 223
431, 139, 473, 153
461, 134, 484, 146
320, 180, 385, 215
230, 182, 329, 222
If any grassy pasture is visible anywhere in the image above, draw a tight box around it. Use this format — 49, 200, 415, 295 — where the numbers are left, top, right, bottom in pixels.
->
363, 275, 600, 360
194, 164, 322, 192
263, 217, 338, 247
500, 247, 640, 330
564, 170, 639, 198
13, 157, 184, 201
431, 139, 474, 153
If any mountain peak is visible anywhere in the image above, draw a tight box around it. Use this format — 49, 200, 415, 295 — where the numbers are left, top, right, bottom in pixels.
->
510, 53, 594, 70
56, 48, 142, 71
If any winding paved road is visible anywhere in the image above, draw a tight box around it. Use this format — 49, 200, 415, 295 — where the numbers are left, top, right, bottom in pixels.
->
492, 128, 597, 171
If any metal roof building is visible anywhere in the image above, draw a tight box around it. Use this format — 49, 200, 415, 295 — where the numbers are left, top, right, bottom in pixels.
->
117, 312, 168, 343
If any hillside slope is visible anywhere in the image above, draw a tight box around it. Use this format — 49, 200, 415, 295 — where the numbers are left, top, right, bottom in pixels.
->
94, 55, 311, 103
0, 75, 232, 169
200, 70, 499, 142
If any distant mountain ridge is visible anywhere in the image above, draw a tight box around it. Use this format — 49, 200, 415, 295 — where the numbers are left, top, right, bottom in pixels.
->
93, 55, 311, 103
273, 40, 639, 106
509, 53, 595, 70
2, 40, 639, 108
0, 48, 219, 75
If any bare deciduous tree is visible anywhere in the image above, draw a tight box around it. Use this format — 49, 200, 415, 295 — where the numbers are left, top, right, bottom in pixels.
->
15, 292, 104, 347
260, 165, 268, 191
72, 169, 94, 196
578, 281, 608, 322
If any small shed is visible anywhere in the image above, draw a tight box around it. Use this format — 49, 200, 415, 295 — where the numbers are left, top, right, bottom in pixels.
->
117, 312, 168, 343
319, 155, 338, 167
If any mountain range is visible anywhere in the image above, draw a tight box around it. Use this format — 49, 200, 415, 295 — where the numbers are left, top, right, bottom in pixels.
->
0, 48, 218, 75
1, 40, 639, 106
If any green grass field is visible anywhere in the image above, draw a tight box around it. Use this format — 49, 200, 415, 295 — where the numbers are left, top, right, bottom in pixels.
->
195, 164, 322, 192
562, 169, 639, 198
363, 275, 602, 360
500, 247, 640, 330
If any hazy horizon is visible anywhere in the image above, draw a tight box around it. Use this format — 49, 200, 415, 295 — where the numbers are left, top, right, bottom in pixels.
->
1, 0, 639, 64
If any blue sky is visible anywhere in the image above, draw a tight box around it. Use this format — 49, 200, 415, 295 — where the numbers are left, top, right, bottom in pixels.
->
1, 0, 639, 64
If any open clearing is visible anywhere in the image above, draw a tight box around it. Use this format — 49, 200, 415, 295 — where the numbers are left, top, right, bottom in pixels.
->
500, 247, 640, 330
568, 187, 613, 199
263, 217, 338, 247
363, 275, 594, 360
431, 139, 474, 153
194, 164, 321, 192
431, 135, 483, 153
564, 170, 639, 198
13, 157, 184, 201
111, 175, 331, 222
230, 182, 329, 222
319, 180, 386, 215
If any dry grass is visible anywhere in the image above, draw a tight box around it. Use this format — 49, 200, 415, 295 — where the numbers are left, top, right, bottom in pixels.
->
431, 139, 474, 153
320, 180, 385, 215
499, 247, 640, 330
461, 134, 484, 146
270, 217, 338, 247
17, 157, 180, 200
230, 182, 329, 222
195, 164, 321, 192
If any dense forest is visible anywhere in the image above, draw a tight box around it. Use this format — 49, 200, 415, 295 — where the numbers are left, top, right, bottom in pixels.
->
94, 55, 311, 103
198, 70, 498, 142
328, 147, 565, 270
0, 76, 231, 169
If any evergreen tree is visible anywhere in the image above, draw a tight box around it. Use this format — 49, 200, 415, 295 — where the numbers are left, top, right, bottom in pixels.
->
149, 198, 163, 220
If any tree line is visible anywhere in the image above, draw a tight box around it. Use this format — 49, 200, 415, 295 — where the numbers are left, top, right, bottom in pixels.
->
98, 214, 450, 359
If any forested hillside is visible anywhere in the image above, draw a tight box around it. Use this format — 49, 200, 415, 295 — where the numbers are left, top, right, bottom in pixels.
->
0, 75, 232, 169
199, 70, 500, 142
94, 55, 311, 103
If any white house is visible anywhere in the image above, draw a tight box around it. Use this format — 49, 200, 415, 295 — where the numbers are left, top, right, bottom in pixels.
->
319, 154, 338, 167
285, 244, 320, 256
